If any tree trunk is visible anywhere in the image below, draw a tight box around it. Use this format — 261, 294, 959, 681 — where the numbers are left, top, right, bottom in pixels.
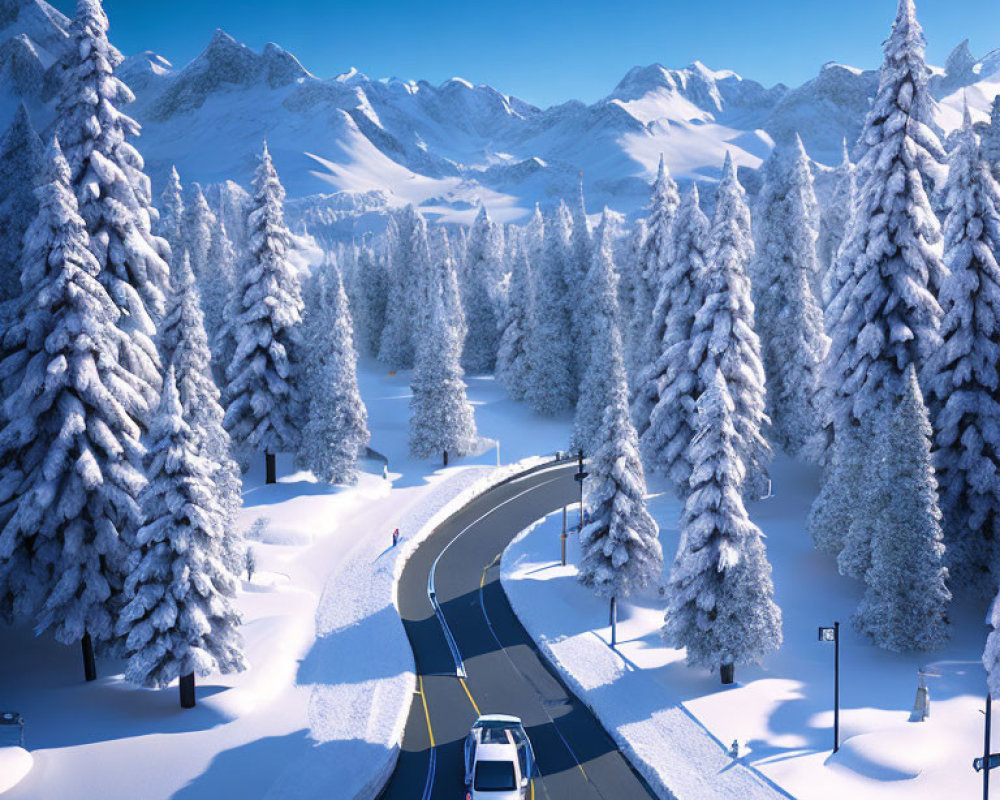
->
265, 452, 276, 484
443, 449, 449, 467
720, 663, 735, 685
81, 633, 97, 682
180, 673, 196, 709
610, 596, 617, 648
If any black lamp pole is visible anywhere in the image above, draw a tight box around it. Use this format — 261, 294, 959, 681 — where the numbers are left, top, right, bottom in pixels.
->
986, 692, 992, 800
574, 449, 587, 534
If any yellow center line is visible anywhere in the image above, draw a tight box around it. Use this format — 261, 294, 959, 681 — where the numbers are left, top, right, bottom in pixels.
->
530, 778, 535, 799
417, 675, 435, 748
481, 565, 488, 589
459, 676, 481, 715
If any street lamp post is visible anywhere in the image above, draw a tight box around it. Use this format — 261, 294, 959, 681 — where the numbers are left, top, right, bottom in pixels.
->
574, 449, 587, 535
818, 622, 841, 753
986, 692, 992, 800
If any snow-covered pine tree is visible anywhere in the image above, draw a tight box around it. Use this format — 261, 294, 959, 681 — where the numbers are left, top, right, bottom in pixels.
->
409, 290, 478, 462
496, 237, 534, 402
848, 367, 950, 651
0, 105, 44, 305
662, 368, 782, 683
525, 206, 576, 415
463, 206, 502, 373
355, 241, 389, 359
158, 166, 185, 264
567, 187, 592, 385
184, 184, 216, 280
618, 217, 646, 337
378, 207, 421, 369
297, 267, 370, 484
818, 140, 855, 305
628, 155, 679, 377
808, 428, 865, 554
160, 253, 244, 577
578, 321, 662, 611
982, 96, 1000, 178
0, 139, 142, 679
57, 0, 171, 356
525, 204, 545, 266
572, 212, 623, 453
633, 185, 712, 493
752, 137, 828, 462
922, 109, 1000, 598
427, 225, 466, 344
223, 143, 305, 483
816, 0, 946, 555
117, 368, 246, 706
200, 215, 236, 356
691, 154, 771, 494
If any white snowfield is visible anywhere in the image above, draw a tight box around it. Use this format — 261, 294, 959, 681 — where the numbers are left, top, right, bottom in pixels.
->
502, 456, 991, 800
0, 365, 572, 800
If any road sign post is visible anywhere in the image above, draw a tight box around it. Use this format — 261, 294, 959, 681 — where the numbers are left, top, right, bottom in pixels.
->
574, 450, 588, 535
819, 622, 840, 753
986, 693, 993, 800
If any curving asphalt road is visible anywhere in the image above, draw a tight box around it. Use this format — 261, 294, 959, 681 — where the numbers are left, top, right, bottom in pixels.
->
380, 461, 657, 800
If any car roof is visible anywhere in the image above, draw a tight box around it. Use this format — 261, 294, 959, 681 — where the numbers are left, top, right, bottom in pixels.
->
476, 714, 522, 725
475, 741, 519, 761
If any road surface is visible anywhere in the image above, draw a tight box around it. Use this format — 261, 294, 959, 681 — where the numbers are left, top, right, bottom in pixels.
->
380, 461, 657, 800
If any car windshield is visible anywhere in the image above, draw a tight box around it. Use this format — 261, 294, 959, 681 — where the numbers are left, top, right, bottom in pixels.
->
474, 759, 517, 791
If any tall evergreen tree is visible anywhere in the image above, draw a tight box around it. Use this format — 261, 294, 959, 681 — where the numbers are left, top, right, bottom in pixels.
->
409, 292, 478, 461
567, 189, 592, 385
629, 155, 679, 377
752, 137, 828, 462
297, 268, 370, 484
427, 225, 466, 344
184, 183, 215, 280
496, 238, 534, 402
572, 213, 622, 452
160, 253, 244, 576
816, 0, 946, 554
378, 207, 421, 369
663, 368, 782, 683
982, 96, 1000, 179
117, 368, 246, 705
818, 140, 855, 308
633, 185, 712, 494
354, 242, 389, 359
0, 140, 143, 678
223, 143, 305, 481
463, 206, 502, 373
848, 367, 950, 651
923, 109, 1000, 598
691, 154, 771, 494
200, 215, 236, 356
578, 321, 662, 604
0, 105, 44, 305
525, 207, 576, 415
57, 0, 171, 370
158, 166, 185, 264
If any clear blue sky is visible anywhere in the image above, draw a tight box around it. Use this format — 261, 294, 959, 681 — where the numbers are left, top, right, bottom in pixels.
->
50, 0, 1000, 108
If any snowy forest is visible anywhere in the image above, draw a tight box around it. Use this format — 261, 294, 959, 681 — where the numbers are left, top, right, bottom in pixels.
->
1, 0, 1000, 797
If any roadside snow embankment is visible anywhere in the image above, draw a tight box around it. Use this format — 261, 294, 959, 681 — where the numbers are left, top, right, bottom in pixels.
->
0, 747, 32, 794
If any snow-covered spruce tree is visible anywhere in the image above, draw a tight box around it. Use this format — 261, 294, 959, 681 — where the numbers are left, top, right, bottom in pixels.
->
427, 225, 466, 344
663, 368, 782, 683
922, 110, 1000, 598
463, 206, 502, 373
525, 204, 545, 265
816, 0, 946, 554
691, 154, 771, 495
982, 96, 1000, 179
157, 166, 186, 263
200, 215, 236, 357
629, 155, 679, 378
378, 207, 421, 369
409, 290, 478, 462
0, 105, 44, 305
297, 267, 370, 484
0, 139, 142, 678
223, 143, 305, 483
572, 213, 623, 453
808, 428, 865, 554
160, 253, 244, 577
618, 217, 646, 335
578, 323, 662, 616
848, 367, 950, 651
184, 184, 216, 280
117, 368, 246, 707
496, 238, 534, 402
355, 242, 389, 359
525, 206, 576, 414
818, 140, 855, 305
752, 137, 828, 462
567, 189, 592, 385
57, 0, 171, 350
633, 186, 712, 488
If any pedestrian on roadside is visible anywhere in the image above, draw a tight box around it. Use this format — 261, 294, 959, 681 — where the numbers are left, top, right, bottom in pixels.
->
392, 528, 400, 547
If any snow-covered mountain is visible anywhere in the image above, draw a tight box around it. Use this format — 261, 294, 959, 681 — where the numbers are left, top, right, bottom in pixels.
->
2, 0, 999, 227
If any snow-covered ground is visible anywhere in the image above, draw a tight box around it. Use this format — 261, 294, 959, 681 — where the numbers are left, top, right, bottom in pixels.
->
502, 455, 989, 800
0, 363, 571, 799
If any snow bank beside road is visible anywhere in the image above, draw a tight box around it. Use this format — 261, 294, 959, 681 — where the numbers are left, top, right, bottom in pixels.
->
0, 748, 32, 794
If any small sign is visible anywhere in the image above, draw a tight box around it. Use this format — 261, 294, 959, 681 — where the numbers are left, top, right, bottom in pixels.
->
818, 626, 837, 643
574, 471, 588, 482
973, 753, 1000, 773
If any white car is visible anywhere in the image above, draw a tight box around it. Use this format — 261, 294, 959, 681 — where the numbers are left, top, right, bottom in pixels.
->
463, 715, 534, 799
